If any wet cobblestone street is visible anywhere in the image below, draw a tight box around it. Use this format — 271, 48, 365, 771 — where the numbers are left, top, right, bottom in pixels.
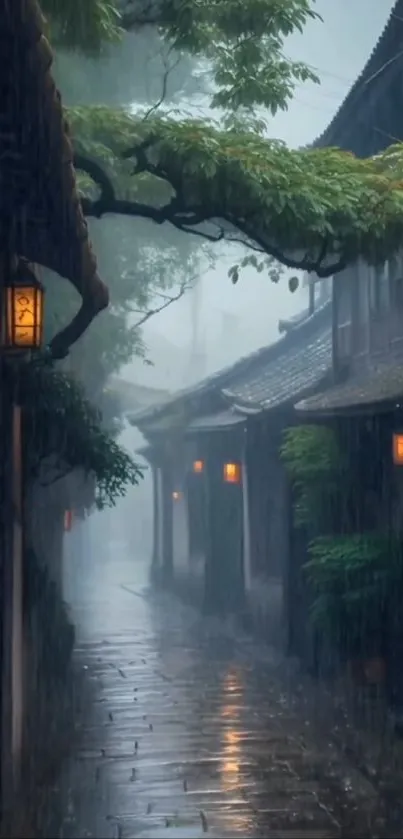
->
56, 546, 389, 838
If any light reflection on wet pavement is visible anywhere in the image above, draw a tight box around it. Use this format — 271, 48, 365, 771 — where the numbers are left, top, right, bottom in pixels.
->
58, 549, 381, 838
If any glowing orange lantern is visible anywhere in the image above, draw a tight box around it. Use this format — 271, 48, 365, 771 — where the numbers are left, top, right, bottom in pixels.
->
193, 459, 204, 474
393, 433, 403, 465
2, 259, 44, 350
223, 462, 241, 484
64, 510, 73, 531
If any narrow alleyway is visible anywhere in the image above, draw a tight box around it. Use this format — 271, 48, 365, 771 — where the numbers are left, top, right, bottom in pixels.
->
55, 533, 388, 839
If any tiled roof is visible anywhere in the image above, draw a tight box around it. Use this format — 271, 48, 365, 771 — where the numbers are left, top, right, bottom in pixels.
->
278, 309, 311, 334
186, 409, 246, 434
137, 406, 247, 435
224, 307, 332, 411
129, 305, 312, 426
296, 363, 403, 415
314, 0, 403, 153
129, 304, 332, 433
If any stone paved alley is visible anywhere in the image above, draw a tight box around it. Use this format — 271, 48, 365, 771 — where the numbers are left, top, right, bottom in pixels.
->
52, 537, 397, 839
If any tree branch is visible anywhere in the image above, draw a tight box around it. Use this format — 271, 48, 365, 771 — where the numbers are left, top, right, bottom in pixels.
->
74, 152, 346, 279
131, 279, 190, 327
48, 298, 107, 360
39, 467, 72, 488
141, 50, 181, 122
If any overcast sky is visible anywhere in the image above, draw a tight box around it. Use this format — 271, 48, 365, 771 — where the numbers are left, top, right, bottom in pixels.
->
124, 0, 396, 391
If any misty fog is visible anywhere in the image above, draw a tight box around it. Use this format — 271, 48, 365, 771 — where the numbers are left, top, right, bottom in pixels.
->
16, 2, 403, 836
54, 0, 395, 564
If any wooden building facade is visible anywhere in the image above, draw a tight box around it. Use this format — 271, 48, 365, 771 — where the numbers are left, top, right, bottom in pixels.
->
131, 302, 333, 647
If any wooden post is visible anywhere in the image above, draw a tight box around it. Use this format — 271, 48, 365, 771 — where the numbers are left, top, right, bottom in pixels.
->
0, 254, 25, 814
151, 465, 159, 574
308, 278, 315, 315
1, 399, 24, 808
161, 464, 173, 584
204, 443, 245, 615
241, 455, 252, 593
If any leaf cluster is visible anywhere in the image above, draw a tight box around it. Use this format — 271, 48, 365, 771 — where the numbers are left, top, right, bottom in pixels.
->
44, 1, 403, 279
17, 359, 143, 509
43, 0, 319, 114
305, 534, 403, 654
41, 0, 122, 54
281, 425, 343, 529
67, 106, 403, 275
121, 0, 320, 112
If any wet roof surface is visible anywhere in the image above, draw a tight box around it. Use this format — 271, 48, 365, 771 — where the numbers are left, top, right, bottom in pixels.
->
225, 320, 332, 411
131, 306, 332, 428
296, 363, 403, 414
186, 410, 246, 433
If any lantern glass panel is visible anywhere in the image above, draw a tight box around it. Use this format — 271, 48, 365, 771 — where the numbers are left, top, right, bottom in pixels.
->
393, 433, 403, 465
2, 262, 45, 350
223, 462, 241, 484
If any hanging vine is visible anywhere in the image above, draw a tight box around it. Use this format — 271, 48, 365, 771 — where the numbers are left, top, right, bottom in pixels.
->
10, 357, 143, 510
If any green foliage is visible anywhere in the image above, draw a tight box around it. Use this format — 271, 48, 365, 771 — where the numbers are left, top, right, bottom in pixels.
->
305, 534, 403, 655
41, 0, 122, 54
50, 42, 207, 394
43, 217, 205, 392
66, 106, 403, 273
54, 31, 206, 107
281, 425, 343, 529
228, 254, 284, 286
43, 0, 403, 278
121, 0, 320, 112
281, 425, 342, 479
44, 0, 319, 113
282, 427, 403, 657
18, 359, 143, 509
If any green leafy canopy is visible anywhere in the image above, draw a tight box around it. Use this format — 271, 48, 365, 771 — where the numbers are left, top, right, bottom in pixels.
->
69, 106, 403, 276
41, 0, 122, 54
305, 534, 403, 654
44, 0, 320, 112
42, 0, 403, 278
280, 425, 343, 529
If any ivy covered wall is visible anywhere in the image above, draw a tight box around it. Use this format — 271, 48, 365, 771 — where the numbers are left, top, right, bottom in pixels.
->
281, 421, 403, 683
